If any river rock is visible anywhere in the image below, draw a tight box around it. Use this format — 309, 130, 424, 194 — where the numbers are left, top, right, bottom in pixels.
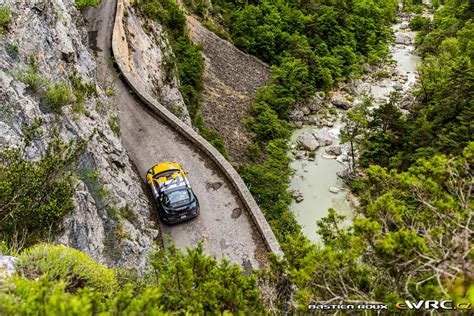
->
329, 187, 340, 194
301, 106, 311, 115
294, 121, 304, 129
395, 34, 412, 45
399, 21, 409, 30
296, 132, 320, 151
393, 83, 404, 91
400, 95, 415, 109
291, 190, 304, 203
310, 129, 333, 146
331, 99, 351, 110
325, 145, 342, 156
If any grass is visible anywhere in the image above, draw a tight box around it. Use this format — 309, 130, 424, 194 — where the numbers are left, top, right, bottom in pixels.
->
15, 68, 48, 92
75, 0, 100, 10
0, 6, 11, 34
119, 204, 138, 225
108, 115, 121, 136
45, 82, 76, 112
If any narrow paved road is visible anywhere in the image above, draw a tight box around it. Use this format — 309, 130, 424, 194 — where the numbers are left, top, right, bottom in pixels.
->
84, 0, 267, 270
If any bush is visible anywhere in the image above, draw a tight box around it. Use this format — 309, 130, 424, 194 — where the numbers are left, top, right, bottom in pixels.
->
0, 243, 263, 314
45, 82, 75, 112
75, 0, 100, 10
18, 244, 119, 294
108, 115, 121, 136
0, 125, 84, 248
0, 6, 11, 34
15, 68, 48, 92
409, 15, 430, 31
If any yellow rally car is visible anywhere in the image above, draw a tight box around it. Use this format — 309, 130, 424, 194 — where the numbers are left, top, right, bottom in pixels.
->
146, 162, 200, 224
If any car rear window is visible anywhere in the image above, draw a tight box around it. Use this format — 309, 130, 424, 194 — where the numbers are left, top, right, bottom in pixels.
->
163, 189, 191, 205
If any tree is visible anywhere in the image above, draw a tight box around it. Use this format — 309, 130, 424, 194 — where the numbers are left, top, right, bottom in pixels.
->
340, 97, 370, 173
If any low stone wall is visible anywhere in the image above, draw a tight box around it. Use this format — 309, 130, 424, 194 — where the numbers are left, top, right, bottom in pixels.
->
111, 0, 283, 258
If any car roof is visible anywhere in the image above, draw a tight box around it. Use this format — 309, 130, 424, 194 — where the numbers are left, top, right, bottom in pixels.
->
146, 162, 190, 192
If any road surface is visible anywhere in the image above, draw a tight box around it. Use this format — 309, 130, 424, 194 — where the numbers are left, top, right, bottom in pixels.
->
84, 0, 268, 271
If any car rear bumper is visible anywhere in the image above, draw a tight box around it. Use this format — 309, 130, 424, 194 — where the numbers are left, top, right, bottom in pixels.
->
160, 208, 199, 224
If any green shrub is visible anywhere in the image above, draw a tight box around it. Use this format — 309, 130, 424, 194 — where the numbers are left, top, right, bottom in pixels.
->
108, 115, 121, 136
409, 15, 430, 31
75, 0, 100, 10
0, 6, 11, 34
201, 128, 229, 159
15, 70, 48, 92
18, 244, 119, 294
0, 127, 84, 249
45, 82, 75, 112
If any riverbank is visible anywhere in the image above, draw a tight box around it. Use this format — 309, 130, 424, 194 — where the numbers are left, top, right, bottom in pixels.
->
287, 10, 426, 243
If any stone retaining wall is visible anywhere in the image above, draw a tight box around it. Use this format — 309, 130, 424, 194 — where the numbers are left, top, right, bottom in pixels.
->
111, 0, 283, 258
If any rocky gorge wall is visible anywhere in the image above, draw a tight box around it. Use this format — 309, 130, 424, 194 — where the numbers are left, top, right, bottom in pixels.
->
0, 0, 158, 268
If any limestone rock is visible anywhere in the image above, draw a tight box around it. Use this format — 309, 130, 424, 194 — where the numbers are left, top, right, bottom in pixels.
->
291, 190, 304, 203
0, 256, 18, 279
329, 187, 340, 194
332, 99, 351, 110
296, 132, 320, 151
395, 34, 412, 45
310, 129, 333, 146
393, 83, 404, 91
325, 145, 342, 156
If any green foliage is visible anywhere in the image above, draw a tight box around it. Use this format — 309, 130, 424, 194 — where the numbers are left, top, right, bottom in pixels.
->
15, 67, 48, 92
75, 0, 100, 10
200, 128, 229, 159
239, 140, 300, 240
0, 243, 262, 314
409, 14, 430, 31
0, 124, 84, 249
18, 244, 119, 294
108, 115, 121, 136
69, 74, 97, 115
45, 82, 76, 112
0, 5, 11, 34
361, 0, 474, 169
145, 243, 263, 314
278, 144, 473, 307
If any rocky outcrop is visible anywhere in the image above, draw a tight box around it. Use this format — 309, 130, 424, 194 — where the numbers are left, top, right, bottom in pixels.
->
0, 0, 157, 268
0, 256, 18, 279
121, 6, 192, 125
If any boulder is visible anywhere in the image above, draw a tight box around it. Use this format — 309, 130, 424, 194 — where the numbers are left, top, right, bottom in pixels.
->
294, 121, 304, 129
0, 256, 18, 279
332, 99, 350, 110
395, 34, 412, 45
393, 83, 404, 91
311, 129, 333, 146
296, 132, 320, 151
301, 106, 311, 116
329, 187, 340, 194
291, 190, 304, 203
325, 145, 342, 156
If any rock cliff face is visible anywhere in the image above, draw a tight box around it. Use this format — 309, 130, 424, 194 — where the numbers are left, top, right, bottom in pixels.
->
0, 0, 158, 268
121, 5, 192, 125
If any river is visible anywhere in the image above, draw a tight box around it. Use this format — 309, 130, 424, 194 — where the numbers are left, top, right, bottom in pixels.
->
288, 13, 423, 243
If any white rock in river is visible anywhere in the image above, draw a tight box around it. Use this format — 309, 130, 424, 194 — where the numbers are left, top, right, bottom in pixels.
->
329, 187, 340, 194
325, 145, 342, 156
395, 34, 412, 45
296, 132, 320, 151
311, 129, 333, 146
393, 83, 404, 91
